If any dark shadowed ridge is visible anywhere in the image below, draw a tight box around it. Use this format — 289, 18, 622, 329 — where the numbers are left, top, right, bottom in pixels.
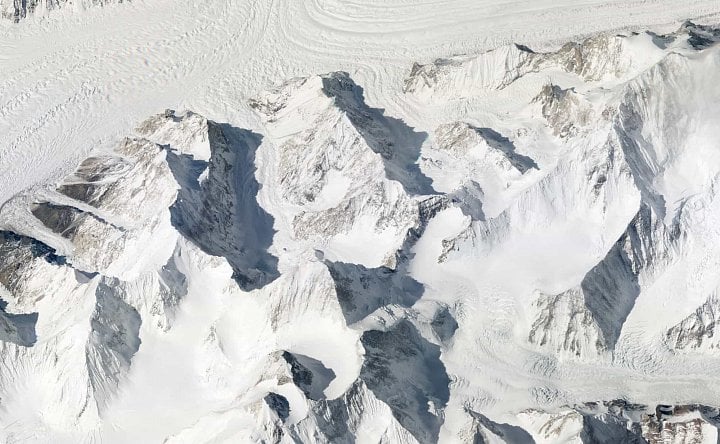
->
319, 179, 454, 442
325, 260, 425, 325
0, 301, 38, 347
581, 204, 675, 350
468, 410, 537, 444
165, 123, 279, 291
281, 351, 336, 400
580, 412, 646, 443
321, 72, 436, 196
87, 277, 142, 412
360, 319, 450, 444
0, 230, 62, 347
264, 393, 290, 421
474, 127, 538, 173
326, 196, 448, 325
449, 180, 486, 221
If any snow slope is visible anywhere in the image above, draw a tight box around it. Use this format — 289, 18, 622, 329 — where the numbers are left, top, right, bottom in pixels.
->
1, 0, 720, 205
2, 1, 720, 443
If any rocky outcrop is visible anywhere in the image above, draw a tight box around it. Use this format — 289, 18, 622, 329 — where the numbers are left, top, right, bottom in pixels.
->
359, 320, 450, 444
162, 120, 279, 291
1, 0, 124, 22
86, 277, 141, 413
251, 72, 430, 267
529, 288, 606, 357
532, 84, 594, 138
404, 33, 652, 99
1, 20, 720, 443
666, 295, 720, 350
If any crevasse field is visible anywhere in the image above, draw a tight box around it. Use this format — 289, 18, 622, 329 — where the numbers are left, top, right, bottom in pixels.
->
1, 1, 720, 443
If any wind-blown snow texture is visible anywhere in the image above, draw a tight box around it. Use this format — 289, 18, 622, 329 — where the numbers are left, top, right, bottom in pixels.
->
1, 1, 720, 442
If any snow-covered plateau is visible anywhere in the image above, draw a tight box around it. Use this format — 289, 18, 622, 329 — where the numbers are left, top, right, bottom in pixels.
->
1, 1, 720, 443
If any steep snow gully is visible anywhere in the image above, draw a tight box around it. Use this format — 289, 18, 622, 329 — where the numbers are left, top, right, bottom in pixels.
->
1, 1, 720, 443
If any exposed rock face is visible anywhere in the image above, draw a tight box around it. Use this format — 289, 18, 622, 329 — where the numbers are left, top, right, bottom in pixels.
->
529, 288, 606, 357
298, 379, 419, 443
326, 259, 425, 324
281, 351, 336, 400
250, 71, 429, 267
138, 109, 280, 290
532, 84, 594, 138
666, 295, 720, 350
465, 410, 536, 444
580, 204, 676, 350
0, 231, 47, 347
163, 122, 279, 291
264, 392, 290, 422
404, 29, 669, 99
1, 20, 720, 444
429, 121, 537, 218
359, 320, 450, 444
0, 110, 283, 430
86, 277, 141, 413
511, 402, 720, 444
434, 122, 536, 176
437, 22, 720, 371
0, 307, 37, 347
1, 0, 124, 22
30, 136, 179, 279
405, 44, 538, 96
678, 21, 720, 49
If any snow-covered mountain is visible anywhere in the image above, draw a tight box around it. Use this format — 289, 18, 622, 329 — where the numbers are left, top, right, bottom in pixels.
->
2, 1, 720, 442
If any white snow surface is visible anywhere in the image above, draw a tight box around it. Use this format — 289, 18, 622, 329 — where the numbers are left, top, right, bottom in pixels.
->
1, 1, 720, 443
0, 0, 719, 205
